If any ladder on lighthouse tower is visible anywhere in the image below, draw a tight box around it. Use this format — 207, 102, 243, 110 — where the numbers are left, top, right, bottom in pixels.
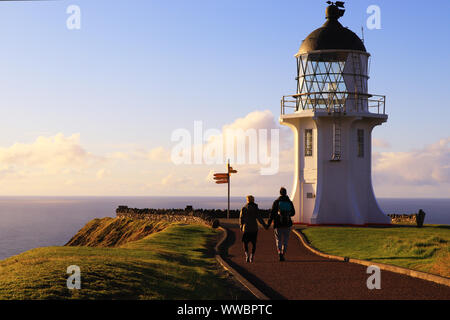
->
332, 114, 342, 161
327, 81, 343, 161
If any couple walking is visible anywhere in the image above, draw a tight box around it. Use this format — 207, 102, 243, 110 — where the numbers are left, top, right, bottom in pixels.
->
239, 187, 295, 263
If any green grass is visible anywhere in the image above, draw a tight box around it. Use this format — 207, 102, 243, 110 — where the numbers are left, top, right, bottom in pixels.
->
301, 225, 450, 278
0, 222, 250, 300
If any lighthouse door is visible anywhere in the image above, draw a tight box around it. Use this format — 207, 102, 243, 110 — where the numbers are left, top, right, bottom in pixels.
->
302, 183, 315, 223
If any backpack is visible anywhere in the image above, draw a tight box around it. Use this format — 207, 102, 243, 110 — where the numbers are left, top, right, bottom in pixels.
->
278, 200, 292, 226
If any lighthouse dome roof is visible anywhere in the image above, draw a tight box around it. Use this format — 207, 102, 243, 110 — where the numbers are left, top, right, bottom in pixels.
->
297, 4, 366, 56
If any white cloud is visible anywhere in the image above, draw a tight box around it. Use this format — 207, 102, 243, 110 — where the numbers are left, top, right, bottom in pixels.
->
0, 133, 102, 173
144, 147, 171, 162
155, 110, 295, 194
222, 110, 292, 150
223, 110, 278, 131
373, 138, 391, 148
65, 179, 75, 186
2, 113, 446, 198
0, 166, 16, 179
96, 168, 110, 180
373, 137, 450, 186
161, 173, 191, 186
109, 146, 171, 163
169, 110, 292, 175
108, 151, 130, 160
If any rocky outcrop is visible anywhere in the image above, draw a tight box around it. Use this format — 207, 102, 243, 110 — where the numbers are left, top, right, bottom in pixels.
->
65, 217, 169, 247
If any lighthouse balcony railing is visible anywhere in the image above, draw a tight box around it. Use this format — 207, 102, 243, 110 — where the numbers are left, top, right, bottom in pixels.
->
281, 92, 386, 115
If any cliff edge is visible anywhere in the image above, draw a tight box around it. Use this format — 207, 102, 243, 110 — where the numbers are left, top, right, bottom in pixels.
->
65, 217, 169, 247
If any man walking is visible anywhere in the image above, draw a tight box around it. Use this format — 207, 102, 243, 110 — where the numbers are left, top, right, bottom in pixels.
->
266, 187, 295, 261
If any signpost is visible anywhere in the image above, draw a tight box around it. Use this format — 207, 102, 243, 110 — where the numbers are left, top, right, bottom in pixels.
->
213, 160, 237, 219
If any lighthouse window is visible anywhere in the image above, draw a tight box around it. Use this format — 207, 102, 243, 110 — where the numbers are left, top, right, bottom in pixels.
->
357, 129, 364, 157
305, 129, 313, 157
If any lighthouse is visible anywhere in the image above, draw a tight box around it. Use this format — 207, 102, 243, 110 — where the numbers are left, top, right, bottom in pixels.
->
280, 2, 390, 225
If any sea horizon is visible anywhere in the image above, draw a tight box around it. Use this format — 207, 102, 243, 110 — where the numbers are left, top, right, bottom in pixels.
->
0, 196, 449, 261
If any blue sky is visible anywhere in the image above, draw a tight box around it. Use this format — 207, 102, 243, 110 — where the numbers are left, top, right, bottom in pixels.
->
0, 0, 449, 197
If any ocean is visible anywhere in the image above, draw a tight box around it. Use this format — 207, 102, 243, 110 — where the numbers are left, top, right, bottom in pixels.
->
0, 196, 449, 261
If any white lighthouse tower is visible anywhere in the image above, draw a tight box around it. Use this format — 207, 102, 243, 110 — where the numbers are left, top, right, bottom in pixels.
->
280, 2, 390, 225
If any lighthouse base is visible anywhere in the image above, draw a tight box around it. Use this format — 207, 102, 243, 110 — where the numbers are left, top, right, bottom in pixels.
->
289, 177, 391, 226
280, 111, 391, 226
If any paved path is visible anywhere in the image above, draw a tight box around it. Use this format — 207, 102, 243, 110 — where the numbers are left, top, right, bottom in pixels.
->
221, 223, 450, 300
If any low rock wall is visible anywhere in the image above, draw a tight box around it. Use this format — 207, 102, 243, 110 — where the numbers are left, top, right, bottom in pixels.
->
116, 206, 272, 227
387, 210, 426, 227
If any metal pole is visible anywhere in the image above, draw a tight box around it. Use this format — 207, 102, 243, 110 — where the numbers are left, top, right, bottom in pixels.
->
227, 160, 230, 220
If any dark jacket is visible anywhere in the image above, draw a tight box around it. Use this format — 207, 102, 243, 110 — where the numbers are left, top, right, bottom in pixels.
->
267, 195, 295, 228
240, 202, 266, 233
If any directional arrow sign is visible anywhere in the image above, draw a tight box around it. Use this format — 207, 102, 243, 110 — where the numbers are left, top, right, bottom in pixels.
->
214, 173, 229, 178
214, 161, 237, 220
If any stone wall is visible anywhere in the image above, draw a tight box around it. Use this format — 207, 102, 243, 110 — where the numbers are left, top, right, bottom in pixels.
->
117, 206, 428, 227
116, 206, 219, 227
387, 210, 426, 227
116, 206, 272, 226
387, 214, 417, 224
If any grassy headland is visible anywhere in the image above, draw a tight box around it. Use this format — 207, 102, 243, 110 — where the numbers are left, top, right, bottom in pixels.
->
65, 217, 169, 247
301, 225, 450, 278
0, 218, 250, 300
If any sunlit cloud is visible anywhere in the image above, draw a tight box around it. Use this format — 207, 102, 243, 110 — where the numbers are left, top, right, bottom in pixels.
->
372, 138, 450, 196
373, 138, 391, 148
0, 133, 103, 174
160, 173, 192, 187
96, 168, 110, 180
140, 147, 171, 162
0, 115, 448, 198
109, 147, 171, 163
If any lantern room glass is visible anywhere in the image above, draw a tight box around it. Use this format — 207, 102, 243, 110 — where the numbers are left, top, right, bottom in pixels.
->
295, 51, 369, 112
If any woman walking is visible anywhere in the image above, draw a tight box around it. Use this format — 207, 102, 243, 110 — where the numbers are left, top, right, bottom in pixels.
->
239, 195, 267, 263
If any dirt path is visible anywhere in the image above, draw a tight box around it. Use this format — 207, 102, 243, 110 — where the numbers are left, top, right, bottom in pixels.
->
220, 223, 450, 300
